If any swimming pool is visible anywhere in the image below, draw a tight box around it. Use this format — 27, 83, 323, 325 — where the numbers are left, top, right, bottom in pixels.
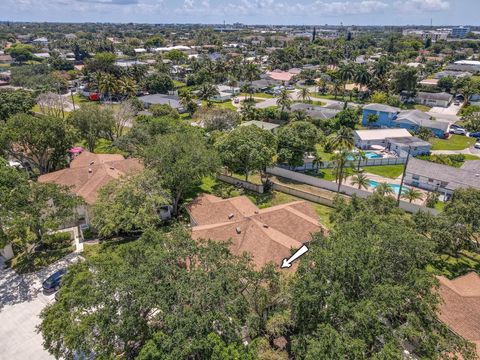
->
368, 180, 406, 195
347, 152, 383, 161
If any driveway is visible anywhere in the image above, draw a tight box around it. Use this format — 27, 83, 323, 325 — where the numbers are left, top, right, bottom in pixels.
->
0, 254, 81, 360
428, 102, 462, 123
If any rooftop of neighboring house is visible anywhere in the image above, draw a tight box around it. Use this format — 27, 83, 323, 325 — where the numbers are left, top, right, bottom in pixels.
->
416, 91, 453, 101
38, 150, 143, 205
354, 128, 412, 141
406, 158, 480, 190
240, 120, 280, 131
290, 103, 340, 120
266, 69, 295, 82
138, 94, 182, 108
363, 103, 401, 113
395, 110, 450, 132
188, 194, 325, 269
437, 272, 480, 356
386, 136, 431, 148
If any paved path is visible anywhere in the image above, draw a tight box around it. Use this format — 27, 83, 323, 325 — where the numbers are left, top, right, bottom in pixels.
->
0, 254, 81, 360
431, 147, 480, 156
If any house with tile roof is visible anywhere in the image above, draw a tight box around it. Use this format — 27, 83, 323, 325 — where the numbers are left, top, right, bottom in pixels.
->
437, 272, 480, 357
188, 194, 325, 269
38, 150, 143, 224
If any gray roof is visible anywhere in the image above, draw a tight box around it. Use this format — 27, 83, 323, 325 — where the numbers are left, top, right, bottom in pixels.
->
138, 94, 182, 109
395, 110, 450, 132
290, 103, 339, 119
386, 136, 432, 147
363, 103, 401, 113
240, 121, 280, 131
461, 160, 480, 174
416, 92, 453, 102
407, 158, 480, 190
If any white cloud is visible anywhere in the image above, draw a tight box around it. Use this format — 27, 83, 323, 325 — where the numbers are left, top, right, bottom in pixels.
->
312, 1, 388, 15
395, 0, 450, 12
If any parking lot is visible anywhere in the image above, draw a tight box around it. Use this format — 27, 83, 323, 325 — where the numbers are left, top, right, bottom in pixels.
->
0, 254, 80, 360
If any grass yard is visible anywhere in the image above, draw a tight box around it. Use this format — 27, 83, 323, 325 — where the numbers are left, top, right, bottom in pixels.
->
363, 165, 405, 179
429, 250, 480, 279
429, 135, 477, 151
414, 104, 432, 112
314, 145, 335, 161
294, 100, 326, 106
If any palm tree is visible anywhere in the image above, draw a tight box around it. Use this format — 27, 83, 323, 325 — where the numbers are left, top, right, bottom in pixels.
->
299, 87, 311, 103
179, 89, 197, 116
333, 149, 350, 193
354, 65, 371, 91
375, 182, 395, 197
277, 88, 292, 113
240, 100, 258, 121
350, 173, 370, 190
312, 151, 323, 174
117, 77, 138, 99
401, 187, 423, 203
98, 73, 118, 102
328, 127, 355, 151
331, 77, 344, 100
198, 83, 219, 107
227, 75, 238, 95
338, 63, 355, 96
354, 150, 367, 172
243, 63, 260, 100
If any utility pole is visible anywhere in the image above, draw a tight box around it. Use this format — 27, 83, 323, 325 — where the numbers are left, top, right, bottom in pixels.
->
397, 146, 412, 206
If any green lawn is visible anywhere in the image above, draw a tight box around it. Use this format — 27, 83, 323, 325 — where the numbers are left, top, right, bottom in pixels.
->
307, 168, 337, 181
428, 250, 480, 279
363, 165, 405, 179
414, 104, 432, 112
314, 145, 335, 161
429, 135, 477, 151
294, 100, 326, 106
313, 203, 334, 228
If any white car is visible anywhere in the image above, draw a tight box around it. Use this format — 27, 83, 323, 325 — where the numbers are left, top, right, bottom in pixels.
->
450, 127, 467, 135
475, 142, 480, 150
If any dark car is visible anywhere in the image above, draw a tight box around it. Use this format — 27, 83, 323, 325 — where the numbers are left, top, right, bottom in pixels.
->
469, 132, 480, 138
42, 268, 67, 293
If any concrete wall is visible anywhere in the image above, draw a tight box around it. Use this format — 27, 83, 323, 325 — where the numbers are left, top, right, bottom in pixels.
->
217, 174, 264, 194
272, 183, 335, 207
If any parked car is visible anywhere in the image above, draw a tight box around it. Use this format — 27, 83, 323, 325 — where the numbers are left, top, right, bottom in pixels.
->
475, 141, 480, 150
450, 127, 467, 135
454, 100, 461, 106
450, 124, 462, 129
42, 268, 67, 293
233, 97, 239, 104
469, 132, 480, 138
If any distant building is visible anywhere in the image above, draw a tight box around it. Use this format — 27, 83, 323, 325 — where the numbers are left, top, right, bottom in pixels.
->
290, 103, 339, 120
32, 37, 49, 45
386, 136, 432, 157
415, 92, 453, 108
138, 94, 190, 113
451, 26, 471, 38
353, 128, 412, 149
402, 29, 449, 42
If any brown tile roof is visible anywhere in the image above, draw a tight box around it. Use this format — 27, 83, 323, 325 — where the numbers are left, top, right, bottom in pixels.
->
437, 272, 480, 356
188, 194, 325, 269
38, 151, 143, 204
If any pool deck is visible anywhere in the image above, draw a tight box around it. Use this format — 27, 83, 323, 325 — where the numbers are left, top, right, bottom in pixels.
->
345, 172, 428, 206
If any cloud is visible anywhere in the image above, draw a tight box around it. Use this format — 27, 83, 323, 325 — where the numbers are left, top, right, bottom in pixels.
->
312, 1, 388, 15
396, 0, 450, 12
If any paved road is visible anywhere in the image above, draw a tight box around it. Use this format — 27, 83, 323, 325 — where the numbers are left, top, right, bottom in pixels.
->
0, 254, 81, 360
428, 102, 462, 123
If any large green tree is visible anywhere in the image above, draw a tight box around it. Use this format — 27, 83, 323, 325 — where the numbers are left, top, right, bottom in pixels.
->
38, 227, 278, 359
0, 114, 77, 174
215, 125, 277, 181
277, 121, 320, 168
68, 104, 115, 152
291, 195, 476, 359
0, 89, 36, 121
142, 131, 219, 216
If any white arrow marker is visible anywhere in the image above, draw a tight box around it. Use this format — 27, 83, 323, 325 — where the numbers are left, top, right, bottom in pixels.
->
281, 245, 309, 269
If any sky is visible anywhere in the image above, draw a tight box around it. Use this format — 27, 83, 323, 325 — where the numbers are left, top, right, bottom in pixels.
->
1, 0, 478, 26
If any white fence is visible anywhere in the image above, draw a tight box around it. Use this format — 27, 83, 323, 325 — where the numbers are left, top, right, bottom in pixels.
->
267, 167, 438, 215
284, 156, 408, 172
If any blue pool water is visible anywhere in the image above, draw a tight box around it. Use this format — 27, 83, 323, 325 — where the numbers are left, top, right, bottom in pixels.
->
347, 152, 383, 161
368, 180, 405, 195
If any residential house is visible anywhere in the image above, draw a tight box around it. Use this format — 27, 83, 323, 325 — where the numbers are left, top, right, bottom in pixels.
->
437, 272, 480, 357
188, 194, 324, 269
214, 84, 240, 102
32, 37, 49, 45
362, 105, 449, 138
353, 128, 412, 149
386, 137, 432, 157
290, 103, 340, 120
38, 150, 144, 225
240, 120, 280, 133
266, 69, 295, 83
415, 92, 453, 108
0, 54, 12, 65
138, 94, 190, 113
405, 158, 480, 199
243, 79, 281, 93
